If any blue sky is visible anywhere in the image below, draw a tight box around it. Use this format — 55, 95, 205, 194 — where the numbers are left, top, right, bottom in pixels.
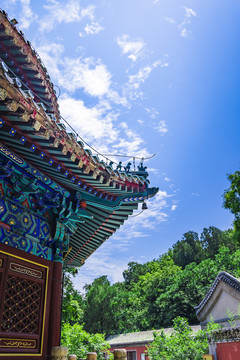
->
2, 0, 240, 291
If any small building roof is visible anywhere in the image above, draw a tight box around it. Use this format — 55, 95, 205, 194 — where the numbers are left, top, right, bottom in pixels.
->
107, 326, 201, 347
195, 271, 240, 326
195, 271, 240, 316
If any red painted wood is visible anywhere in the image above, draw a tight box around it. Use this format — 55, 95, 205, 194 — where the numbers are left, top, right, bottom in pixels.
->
216, 342, 240, 360
47, 260, 63, 353
0, 243, 53, 360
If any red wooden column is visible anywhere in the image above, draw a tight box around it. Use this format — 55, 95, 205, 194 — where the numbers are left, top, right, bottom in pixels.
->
47, 260, 63, 354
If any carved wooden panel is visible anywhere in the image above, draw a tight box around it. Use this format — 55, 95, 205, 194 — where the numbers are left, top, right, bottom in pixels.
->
0, 250, 50, 358
1, 274, 42, 334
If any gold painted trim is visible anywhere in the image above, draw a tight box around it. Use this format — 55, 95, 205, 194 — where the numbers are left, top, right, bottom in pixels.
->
0, 259, 2, 267
41, 263, 49, 355
0, 250, 50, 357
0, 338, 36, 349
63, 246, 72, 260
9, 262, 43, 279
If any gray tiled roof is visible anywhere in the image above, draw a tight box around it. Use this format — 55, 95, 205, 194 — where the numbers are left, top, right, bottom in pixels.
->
107, 325, 201, 346
195, 271, 240, 315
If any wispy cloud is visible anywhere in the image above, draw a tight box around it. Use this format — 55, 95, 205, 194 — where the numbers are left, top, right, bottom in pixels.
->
116, 34, 146, 62
73, 233, 153, 291
72, 241, 133, 292
79, 5, 104, 37
165, 17, 175, 24
35, 41, 164, 163
36, 41, 169, 158
154, 120, 168, 135
113, 122, 150, 157
82, 22, 103, 36
36, 42, 125, 103
191, 192, 200, 197
39, 0, 82, 32
39, 0, 103, 34
179, 7, 197, 38
124, 60, 168, 100
59, 95, 119, 145
113, 191, 172, 239
3, 0, 38, 29
20, 0, 38, 29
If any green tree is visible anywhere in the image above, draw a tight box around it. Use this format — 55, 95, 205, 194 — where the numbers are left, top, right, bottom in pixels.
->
62, 268, 84, 325
61, 323, 111, 360
172, 231, 202, 268
83, 276, 117, 335
147, 317, 209, 360
200, 226, 236, 259
156, 246, 240, 326
132, 254, 181, 329
223, 170, 240, 232
111, 281, 146, 333
123, 261, 157, 288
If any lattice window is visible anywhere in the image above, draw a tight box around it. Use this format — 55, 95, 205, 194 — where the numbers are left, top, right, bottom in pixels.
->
1, 275, 42, 334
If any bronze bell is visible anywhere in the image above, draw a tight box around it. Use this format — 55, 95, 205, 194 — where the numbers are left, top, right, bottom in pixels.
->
142, 201, 148, 210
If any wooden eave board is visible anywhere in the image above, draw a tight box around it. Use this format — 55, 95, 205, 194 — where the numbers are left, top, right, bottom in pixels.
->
64, 201, 136, 265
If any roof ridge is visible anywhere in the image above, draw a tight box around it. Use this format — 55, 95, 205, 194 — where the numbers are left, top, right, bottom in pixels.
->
195, 271, 240, 315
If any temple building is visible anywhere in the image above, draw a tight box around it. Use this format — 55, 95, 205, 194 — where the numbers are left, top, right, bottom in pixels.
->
0, 9, 158, 360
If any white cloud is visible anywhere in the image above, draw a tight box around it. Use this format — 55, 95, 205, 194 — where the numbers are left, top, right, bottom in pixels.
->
165, 17, 175, 24
79, 5, 104, 36
36, 40, 168, 109
59, 96, 152, 161
113, 122, 150, 158
64, 57, 112, 97
146, 107, 159, 119
4, 0, 38, 29
171, 205, 177, 211
116, 34, 146, 62
191, 192, 200, 197
19, 0, 38, 29
36, 42, 128, 107
72, 241, 132, 291
154, 120, 168, 135
80, 4, 95, 20
147, 167, 159, 175
83, 22, 103, 35
59, 95, 119, 144
35, 41, 153, 160
37, 43, 117, 99
179, 7, 197, 38
39, 0, 103, 33
39, 0, 82, 32
125, 60, 167, 100
116, 190, 172, 235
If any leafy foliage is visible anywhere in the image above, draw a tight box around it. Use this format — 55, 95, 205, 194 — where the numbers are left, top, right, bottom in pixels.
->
224, 170, 240, 242
62, 227, 239, 334
61, 323, 111, 360
147, 317, 216, 360
60, 170, 240, 341
83, 276, 117, 335
62, 268, 84, 325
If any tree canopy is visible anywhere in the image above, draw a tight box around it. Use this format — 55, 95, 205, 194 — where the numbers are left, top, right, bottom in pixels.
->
61, 169, 240, 336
